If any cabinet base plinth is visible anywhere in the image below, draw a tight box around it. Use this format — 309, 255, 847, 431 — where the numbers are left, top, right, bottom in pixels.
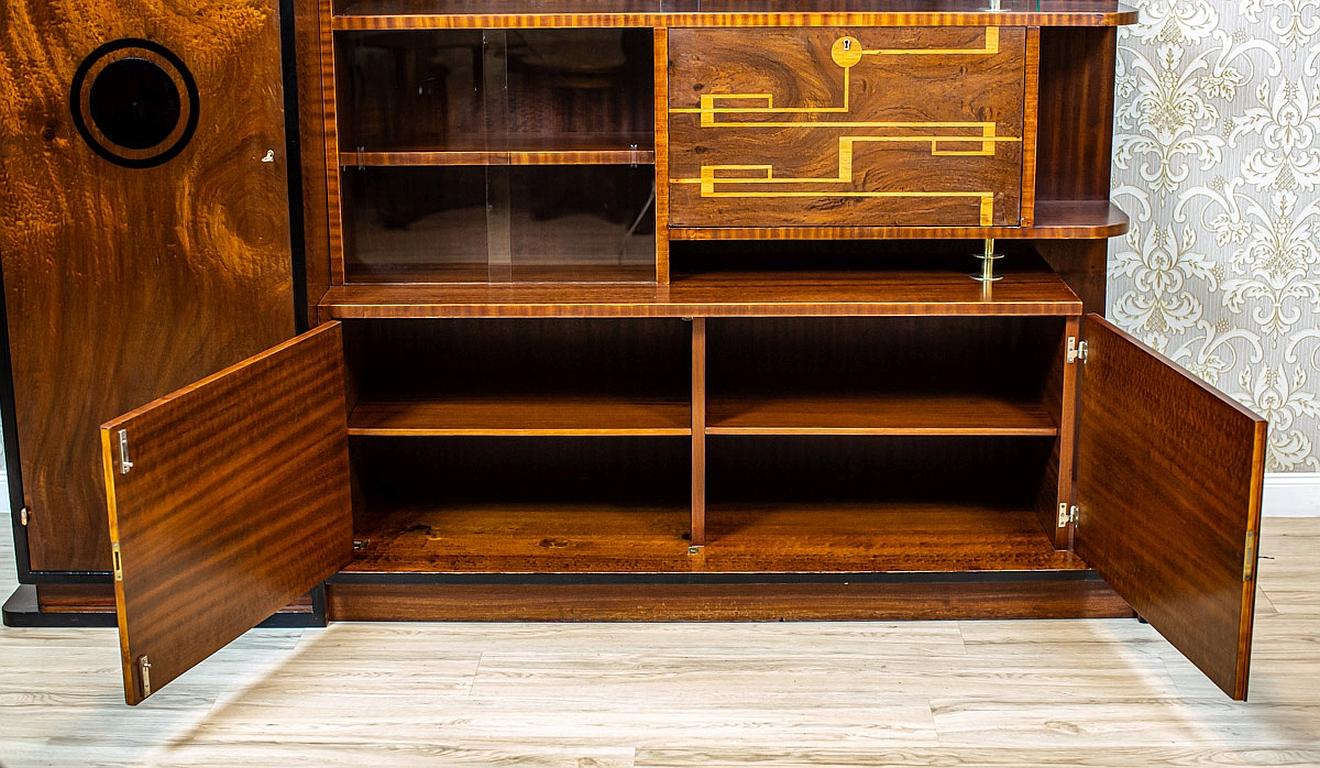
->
1, 585, 327, 629
326, 573, 1134, 622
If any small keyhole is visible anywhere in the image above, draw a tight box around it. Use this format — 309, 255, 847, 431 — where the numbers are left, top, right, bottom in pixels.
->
843, 39, 852, 50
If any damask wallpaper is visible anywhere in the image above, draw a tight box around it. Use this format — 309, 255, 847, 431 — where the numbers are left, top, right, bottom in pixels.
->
1110, 0, 1320, 471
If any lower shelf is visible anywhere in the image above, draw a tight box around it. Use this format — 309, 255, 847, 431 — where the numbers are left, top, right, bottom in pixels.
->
349, 396, 691, 436
344, 501, 1085, 574
705, 394, 1058, 436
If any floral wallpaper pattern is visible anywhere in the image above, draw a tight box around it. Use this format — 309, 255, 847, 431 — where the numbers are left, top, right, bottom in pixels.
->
1111, 0, 1320, 471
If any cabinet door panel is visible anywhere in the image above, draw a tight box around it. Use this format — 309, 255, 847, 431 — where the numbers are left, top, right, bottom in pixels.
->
668, 26, 1027, 228
1076, 314, 1266, 700
102, 323, 351, 705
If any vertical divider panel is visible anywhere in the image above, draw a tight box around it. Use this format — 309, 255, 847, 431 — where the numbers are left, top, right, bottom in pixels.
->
1019, 27, 1041, 227
319, 0, 348, 285
654, 27, 671, 285
690, 317, 706, 546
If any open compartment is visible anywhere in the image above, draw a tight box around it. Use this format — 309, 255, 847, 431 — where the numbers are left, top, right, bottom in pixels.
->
344, 437, 691, 573
343, 318, 691, 435
702, 435, 1080, 572
706, 315, 1068, 436
334, 28, 654, 157
341, 163, 656, 283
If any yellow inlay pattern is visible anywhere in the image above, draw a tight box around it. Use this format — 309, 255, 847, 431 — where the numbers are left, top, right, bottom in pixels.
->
670, 28, 1017, 225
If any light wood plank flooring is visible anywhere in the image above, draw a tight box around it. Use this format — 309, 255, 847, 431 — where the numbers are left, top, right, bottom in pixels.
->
1, 518, 1318, 767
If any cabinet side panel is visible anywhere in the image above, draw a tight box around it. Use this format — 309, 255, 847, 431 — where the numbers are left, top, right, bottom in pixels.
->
0, 1, 296, 572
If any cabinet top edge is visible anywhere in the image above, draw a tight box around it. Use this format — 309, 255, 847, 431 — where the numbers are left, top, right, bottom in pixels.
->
331, 5, 1139, 31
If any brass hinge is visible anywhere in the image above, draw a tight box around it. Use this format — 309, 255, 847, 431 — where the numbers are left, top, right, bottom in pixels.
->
1066, 336, 1089, 364
138, 655, 152, 698
1243, 530, 1257, 582
19, 507, 29, 526
117, 428, 133, 475
1057, 503, 1079, 527
112, 542, 123, 581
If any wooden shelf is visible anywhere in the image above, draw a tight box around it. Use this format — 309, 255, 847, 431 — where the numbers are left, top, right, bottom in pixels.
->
341, 136, 655, 167
332, 1, 1139, 30
319, 267, 1083, 319
349, 396, 691, 436
706, 394, 1058, 437
668, 201, 1130, 242
342, 501, 1086, 574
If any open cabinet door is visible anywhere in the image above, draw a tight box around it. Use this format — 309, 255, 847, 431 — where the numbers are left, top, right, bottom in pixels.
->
1076, 314, 1267, 700
102, 323, 352, 705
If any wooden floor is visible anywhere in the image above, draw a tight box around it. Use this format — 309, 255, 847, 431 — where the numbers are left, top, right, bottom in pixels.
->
2, 517, 1319, 766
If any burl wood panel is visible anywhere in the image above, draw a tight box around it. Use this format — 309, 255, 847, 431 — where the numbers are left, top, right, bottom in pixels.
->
1075, 315, 1266, 701
0, 1, 295, 571
102, 323, 351, 705
326, 577, 1134, 622
668, 27, 1026, 228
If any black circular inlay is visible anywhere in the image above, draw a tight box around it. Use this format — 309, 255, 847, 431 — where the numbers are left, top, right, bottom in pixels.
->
88, 58, 182, 150
70, 39, 199, 169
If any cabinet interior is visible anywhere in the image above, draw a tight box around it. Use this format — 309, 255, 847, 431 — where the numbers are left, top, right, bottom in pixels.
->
338, 313, 1073, 574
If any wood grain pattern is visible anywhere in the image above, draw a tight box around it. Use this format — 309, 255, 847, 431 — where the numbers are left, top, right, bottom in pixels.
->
296, 0, 333, 327
320, 0, 350, 285
706, 394, 1058, 436
668, 27, 1025, 228
330, 2, 1141, 31
343, 501, 1080, 574
654, 26, 671, 284
1035, 27, 1116, 202
1075, 314, 1267, 701
320, 267, 1083, 318
0, 0, 296, 571
102, 323, 352, 704
668, 201, 1129, 240
348, 396, 691, 436
690, 317, 706, 546
326, 576, 1128, 621
1018, 26, 1041, 226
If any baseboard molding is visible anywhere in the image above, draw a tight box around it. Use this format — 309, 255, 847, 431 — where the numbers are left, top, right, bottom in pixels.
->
1263, 472, 1320, 517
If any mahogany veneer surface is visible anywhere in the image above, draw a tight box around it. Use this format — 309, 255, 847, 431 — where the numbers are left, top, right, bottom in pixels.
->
668, 27, 1026, 228
102, 324, 352, 704
344, 502, 1083, 573
320, 267, 1083, 318
706, 394, 1057, 436
331, 0, 1140, 29
0, 0, 296, 571
326, 577, 1133, 621
1075, 315, 1266, 701
349, 396, 691, 435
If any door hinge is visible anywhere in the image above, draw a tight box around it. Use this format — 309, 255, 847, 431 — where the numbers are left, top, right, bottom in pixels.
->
112, 542, 123, 581
19, 507, 29, 526
1066, 336, 1089, 364
117, 428, 134, 475
1057, 503, 1079, 527
1243, 529, 1257, 582
139, 655, 152, 698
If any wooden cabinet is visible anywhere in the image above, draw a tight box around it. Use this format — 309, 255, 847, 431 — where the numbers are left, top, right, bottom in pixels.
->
0, 1, 1269, 707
